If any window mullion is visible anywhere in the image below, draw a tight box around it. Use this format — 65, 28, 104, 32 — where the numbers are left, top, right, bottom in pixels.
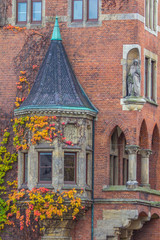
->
148, 58, 151, 99
28, 0, 31, 23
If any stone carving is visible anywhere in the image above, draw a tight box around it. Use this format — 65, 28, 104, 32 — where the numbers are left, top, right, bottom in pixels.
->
127, 59, 141, 97
64, 124, 77, 144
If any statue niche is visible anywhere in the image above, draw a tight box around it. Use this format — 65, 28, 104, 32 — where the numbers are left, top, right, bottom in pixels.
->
127, 59, 141, 97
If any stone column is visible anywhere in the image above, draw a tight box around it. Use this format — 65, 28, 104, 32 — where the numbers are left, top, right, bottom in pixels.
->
140, 149, 152, 187
125, 145, 140, 189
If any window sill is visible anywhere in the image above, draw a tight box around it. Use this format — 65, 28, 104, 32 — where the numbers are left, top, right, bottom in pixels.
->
19, 184, 28, 190
68, 20, 101, 28
36, 184, 54, 189
102, 185, 160, 196
145, 26, 157, 36
14, 23, 44, 29
62, 185, 81, 190
145, 98, 158, 106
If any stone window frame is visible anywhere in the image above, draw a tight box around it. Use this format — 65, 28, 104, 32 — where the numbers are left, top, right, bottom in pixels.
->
145, 0, 158, 36
110, 127, 128, 186
18, 147, 55, 190
23, 152, 28, 184
64, 152, 77, 184
68, 0, 102, 27
122, 141, 128, 185
86, 151, 92, 188
122, 44, 141, 97
10, 0, 45, 28
16, 0, 27, 24
144, 49, 157, 103
110, 130, 119, 185
62, 148, 80, 187
38, 151, 52, 184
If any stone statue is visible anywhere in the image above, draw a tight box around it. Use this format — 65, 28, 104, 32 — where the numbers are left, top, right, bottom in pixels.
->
127, 59, 141, 97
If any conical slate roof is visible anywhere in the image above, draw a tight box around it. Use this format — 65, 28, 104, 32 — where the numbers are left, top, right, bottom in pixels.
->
15, 17, 97, 115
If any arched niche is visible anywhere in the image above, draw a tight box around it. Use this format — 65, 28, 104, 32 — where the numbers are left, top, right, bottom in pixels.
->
121, 45, 145, 110
122, 45, 141, 97
139, 120, 149, 149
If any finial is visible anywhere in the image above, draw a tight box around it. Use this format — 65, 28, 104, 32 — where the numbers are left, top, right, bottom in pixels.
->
51, 16, 62, 41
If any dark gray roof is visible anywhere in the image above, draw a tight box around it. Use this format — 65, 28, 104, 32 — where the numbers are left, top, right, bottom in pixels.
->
16, 39, 97, 114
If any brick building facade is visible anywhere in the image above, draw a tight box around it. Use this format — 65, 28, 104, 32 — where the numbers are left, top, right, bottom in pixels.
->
1, 0, 160, 239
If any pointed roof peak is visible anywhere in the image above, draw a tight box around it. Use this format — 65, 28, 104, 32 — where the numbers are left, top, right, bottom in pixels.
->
51, 16, 62, 41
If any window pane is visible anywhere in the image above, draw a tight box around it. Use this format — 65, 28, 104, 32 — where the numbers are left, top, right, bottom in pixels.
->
40, 153, 52, 167
151, 60, 155, 100
39, 153, 52, 182
24, 153, 28, 183
73, 0, 83, 20
40, 168, 52, 181
64, 155, 75, 167
33, 2, 42, 21
64, 168, 75, 182
88, 0, 98, 19
18, 3, 27, 22
64, 153, 75, 183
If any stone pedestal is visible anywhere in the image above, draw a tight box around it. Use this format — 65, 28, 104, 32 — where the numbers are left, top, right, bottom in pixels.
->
140, 149, 152, 187
125, 145, 139, 189
121, 97, 146, 111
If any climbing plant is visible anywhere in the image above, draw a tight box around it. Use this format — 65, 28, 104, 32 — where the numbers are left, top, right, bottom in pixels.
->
0, 24, 87, 240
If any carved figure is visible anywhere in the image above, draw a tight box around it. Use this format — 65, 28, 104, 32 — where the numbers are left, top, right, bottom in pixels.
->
127, 59, 141, 97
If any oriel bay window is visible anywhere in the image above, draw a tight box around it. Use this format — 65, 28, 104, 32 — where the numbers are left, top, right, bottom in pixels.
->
64, 152, 76, 184
39, 152, 52, 183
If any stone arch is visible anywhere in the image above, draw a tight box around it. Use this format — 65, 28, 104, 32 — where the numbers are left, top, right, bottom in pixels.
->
137, 120, 149, 184
109, 126, 128, 185
150, 124, 159, 189
138, 211, 148, 218
139, 119, 149, 149
107, 120, 130, 145
151, 213, 159, 219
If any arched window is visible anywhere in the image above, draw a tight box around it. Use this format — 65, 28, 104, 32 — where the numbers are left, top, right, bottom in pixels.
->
110, 127, 128, 185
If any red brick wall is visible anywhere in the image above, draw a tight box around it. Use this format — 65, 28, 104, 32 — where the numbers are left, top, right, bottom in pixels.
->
132, 218, 160, 240
1, 0, 160, 239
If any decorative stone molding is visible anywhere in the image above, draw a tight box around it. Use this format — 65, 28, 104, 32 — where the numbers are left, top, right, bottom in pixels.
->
125, 145, 140, 155
121, 97, 146, 111
94, 209, 150, 240
41, 219, 73, 240
14, 108, 97, 118
140, 149, 152, 158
